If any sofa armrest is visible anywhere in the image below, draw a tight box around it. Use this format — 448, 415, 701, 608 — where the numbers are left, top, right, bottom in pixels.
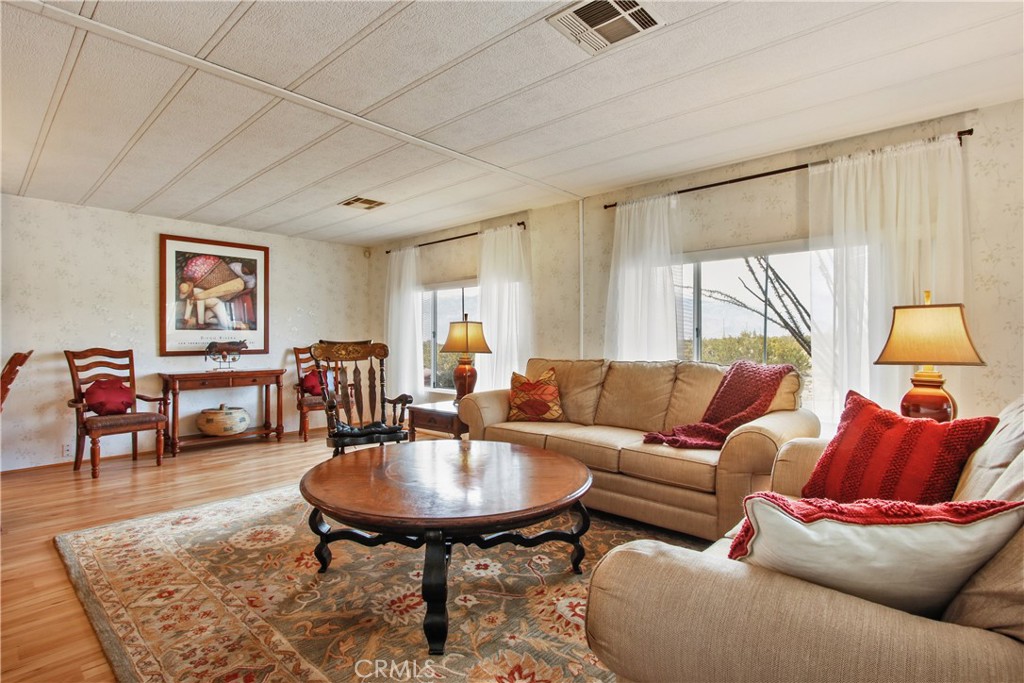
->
457, 389, 510, 440
714, 408, 820, 536
587, 540, 1023, 683
771, 436, 830, 497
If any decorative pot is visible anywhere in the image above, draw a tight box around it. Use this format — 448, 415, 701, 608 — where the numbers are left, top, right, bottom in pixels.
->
197, 404, 251, 436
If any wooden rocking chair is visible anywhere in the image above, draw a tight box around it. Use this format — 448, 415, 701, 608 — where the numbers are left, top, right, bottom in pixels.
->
309, 341, 413, 456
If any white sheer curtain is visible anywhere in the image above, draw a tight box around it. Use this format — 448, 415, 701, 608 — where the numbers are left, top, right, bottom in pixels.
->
808, 135, 967, 429
604, 195, 679, 360
474, 224, 533, 391
384, 247, 425, 403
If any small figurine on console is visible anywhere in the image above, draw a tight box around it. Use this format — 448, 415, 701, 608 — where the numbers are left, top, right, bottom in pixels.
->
205, 340, 248, 370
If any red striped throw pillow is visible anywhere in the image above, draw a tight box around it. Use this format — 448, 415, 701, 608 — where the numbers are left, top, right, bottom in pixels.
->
802, 391, 998, 504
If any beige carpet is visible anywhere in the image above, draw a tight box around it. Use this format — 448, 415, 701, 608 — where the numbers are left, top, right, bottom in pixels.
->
56, 485, 707, 682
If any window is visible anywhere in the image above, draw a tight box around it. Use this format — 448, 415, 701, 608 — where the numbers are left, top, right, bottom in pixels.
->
421, 285, 480, 389
672, 250, 813, 380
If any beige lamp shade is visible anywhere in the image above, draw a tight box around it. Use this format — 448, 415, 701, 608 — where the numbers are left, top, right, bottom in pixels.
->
875, 304, 984, 366
440, 315, 491, 355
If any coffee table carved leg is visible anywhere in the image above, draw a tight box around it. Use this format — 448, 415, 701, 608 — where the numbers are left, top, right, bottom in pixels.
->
568, 500, 591, 574
308, 508, 333, 573
422, 530, 451, 655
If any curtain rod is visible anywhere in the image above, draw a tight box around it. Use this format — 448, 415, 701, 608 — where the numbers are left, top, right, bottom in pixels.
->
385, 221, 525, 254
602, 128, 974, 210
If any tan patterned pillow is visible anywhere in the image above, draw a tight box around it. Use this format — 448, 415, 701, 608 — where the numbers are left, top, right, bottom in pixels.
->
508, 368, 563, 422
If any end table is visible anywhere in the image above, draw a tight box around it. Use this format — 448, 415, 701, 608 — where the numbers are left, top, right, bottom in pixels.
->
407, 401, 465, 441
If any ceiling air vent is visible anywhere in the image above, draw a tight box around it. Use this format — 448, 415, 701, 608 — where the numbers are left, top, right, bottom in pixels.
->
339, 196, 385, 210
547, 0, 663, 56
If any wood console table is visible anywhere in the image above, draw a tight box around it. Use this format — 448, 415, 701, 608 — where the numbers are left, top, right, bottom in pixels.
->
159, 369, 285, 454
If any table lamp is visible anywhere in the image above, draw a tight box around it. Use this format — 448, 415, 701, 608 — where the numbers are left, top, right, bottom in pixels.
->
874, 292, 984, 422
440, 313, 491, 404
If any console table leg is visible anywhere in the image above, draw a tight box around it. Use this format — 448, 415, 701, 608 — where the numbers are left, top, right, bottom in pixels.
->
308, 508, 333, 573
421, 530, 450, 655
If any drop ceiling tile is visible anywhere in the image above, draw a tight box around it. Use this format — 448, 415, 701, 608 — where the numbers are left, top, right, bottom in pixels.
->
263, 160, 486, 235
1, 5, 75, 194
185, 126, 403, 225
227, 144, 452, 230
423, 2, 875, 153
518, 13, 1024, 184
365, 20, 587, 134
140, 101, 342, 217
294, 1, 554, 113
88, 71, 275, 211
26, 33, 188, 203
547, 53, 1024, 197
90, 1, 239, 56
206, 1, 397, 88
500, 4, 1024, 173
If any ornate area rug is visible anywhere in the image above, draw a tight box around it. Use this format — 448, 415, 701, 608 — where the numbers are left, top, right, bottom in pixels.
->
56, 485, 707, 682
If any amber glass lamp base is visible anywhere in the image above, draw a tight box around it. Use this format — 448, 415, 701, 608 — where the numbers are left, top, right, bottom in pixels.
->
452, 355, 477, 405
901, 370, 956, 422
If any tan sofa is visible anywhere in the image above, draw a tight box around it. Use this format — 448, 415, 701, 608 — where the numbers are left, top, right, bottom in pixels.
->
586, 398, 1024, 683
458, 358, 820, 541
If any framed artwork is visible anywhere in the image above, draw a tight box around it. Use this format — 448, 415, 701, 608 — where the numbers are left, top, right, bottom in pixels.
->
159, 234, 269, 356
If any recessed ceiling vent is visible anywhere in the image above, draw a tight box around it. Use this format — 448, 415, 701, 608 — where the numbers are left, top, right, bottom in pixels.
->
339, 196, 385, 210
547, 0, 662, 55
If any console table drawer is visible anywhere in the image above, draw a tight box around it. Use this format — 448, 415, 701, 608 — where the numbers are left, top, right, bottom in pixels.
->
231, 375, 268, 387
177, 377, 232, 390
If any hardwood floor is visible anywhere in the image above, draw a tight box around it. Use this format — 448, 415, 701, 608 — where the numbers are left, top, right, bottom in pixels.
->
0, 433, 352, 682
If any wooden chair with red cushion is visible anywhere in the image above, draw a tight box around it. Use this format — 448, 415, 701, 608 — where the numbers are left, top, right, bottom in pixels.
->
1, 349, 33, 412
64, 348, 167, 478
294, 345, 339, 442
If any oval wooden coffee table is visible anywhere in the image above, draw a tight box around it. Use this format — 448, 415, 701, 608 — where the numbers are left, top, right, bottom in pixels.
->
299, 440, 592, 655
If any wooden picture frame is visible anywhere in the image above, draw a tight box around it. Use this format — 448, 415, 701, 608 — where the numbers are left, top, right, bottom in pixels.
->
159, 234, 269, 356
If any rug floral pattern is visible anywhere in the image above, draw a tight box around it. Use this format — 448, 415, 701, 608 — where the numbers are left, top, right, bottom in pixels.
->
56, 485, 706, 683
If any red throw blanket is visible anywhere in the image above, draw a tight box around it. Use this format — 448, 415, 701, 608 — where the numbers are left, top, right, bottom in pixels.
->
644, 360, 795, 449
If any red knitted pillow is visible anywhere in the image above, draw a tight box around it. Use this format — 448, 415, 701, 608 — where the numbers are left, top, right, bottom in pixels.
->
802, 391, 998, 504
84, 379, 134, 415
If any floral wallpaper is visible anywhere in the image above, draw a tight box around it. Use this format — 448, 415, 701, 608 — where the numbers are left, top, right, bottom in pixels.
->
0, 196, 369, 471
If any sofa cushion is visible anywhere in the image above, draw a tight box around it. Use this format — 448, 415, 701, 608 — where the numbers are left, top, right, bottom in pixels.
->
729, 492, 1024, 617
802, 390, 998, 504
484, 422, 585, 449
508, 368, 564, 422
545, 425, 645, 473
663, 362, 726, 428
765, 371, 802, 412
954, 396, 1024, 501
942, 526, 1024, 642
525, 358, 607, 426
594, 361, 678, 433
619, 442, 718, 493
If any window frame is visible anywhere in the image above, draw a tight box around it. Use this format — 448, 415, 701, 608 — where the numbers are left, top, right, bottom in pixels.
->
673, 238, 811, 366
421, 279, 478, 391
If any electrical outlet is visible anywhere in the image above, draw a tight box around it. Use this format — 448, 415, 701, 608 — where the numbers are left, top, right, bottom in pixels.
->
62, 443, 71, 459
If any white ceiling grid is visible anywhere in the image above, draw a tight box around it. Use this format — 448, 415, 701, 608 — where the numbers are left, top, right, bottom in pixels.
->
1, 0, 1021, 246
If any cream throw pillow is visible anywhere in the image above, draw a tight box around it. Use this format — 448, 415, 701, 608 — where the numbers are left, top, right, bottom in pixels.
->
729, 493, 1024, 617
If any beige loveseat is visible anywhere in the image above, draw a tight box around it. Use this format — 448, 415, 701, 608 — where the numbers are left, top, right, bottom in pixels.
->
458, 358, 820, 541
586, 398, 1024, 683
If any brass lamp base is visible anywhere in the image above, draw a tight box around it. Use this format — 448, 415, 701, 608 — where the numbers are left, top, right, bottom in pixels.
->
901, 369, 956, 422
452, 354, 477, 405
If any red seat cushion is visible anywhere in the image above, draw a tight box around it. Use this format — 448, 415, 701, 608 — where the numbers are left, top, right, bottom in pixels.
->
802, 390, 998, 504
84, 379, 134, 416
